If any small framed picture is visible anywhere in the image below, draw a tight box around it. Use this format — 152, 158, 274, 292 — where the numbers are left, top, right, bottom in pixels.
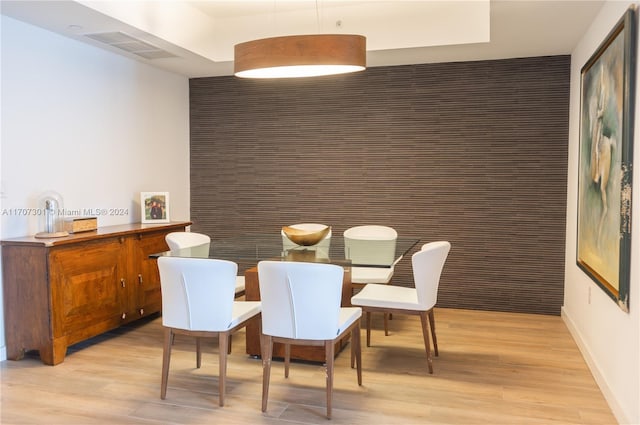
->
141, 192, 170, 224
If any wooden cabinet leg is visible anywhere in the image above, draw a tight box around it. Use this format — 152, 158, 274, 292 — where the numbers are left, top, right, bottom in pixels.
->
39, 338, 68, 365
6, 346, 25, 361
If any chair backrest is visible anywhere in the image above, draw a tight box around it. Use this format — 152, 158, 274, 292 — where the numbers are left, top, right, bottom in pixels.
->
343, 225, 398, 266
281, 223, 332, 258
157, 256, 238, 331
257, 261, 344, 340
412, 241, 451, 309
165, 232, 211, 258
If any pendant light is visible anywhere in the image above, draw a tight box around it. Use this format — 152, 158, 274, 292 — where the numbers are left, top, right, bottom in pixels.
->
233, 2, 366, 78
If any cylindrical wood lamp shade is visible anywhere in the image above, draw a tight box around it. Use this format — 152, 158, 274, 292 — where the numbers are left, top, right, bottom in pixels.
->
234, 34, 366, 78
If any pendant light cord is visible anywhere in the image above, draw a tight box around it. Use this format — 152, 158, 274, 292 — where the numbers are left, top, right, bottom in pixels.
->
272, 0, 277, 33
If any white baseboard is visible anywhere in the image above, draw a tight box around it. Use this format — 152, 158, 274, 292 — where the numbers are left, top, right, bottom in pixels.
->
561, 307, 627, 425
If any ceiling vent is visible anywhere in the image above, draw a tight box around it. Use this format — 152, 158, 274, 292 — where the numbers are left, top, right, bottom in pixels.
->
85, 32, 177, 60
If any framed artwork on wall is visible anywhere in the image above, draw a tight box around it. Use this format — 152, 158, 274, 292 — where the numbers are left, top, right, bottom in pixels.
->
576, 6, 636, 312
141, 192, 170, 224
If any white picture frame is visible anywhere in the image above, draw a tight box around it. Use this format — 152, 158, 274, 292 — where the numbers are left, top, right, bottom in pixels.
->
141, 192, 170, 224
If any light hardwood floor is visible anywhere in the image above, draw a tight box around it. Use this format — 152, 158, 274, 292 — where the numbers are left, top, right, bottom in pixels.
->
1, 308, 616, 424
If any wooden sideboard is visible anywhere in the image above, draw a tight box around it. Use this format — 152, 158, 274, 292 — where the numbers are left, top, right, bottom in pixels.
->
1, 221, 190, 365
244, 265, 353, 362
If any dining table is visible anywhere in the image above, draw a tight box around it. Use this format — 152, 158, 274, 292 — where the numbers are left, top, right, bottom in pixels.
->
152, 233, 421, 362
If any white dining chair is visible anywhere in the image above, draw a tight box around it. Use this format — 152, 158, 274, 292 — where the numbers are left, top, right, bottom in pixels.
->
344, 225, 400, 335
165, 231, 245, 296
157, 256, 261, 406
165, 231, 246, 355
281, 223, 332, 259
257, 260, 362, 419
165, 231, 210, 256
350, 241, 451, 373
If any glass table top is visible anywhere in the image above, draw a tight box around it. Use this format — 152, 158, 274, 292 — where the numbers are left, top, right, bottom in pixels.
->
152, 233, 421, 268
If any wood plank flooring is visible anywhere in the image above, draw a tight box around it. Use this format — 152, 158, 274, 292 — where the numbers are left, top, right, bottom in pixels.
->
0, 308, 616, 424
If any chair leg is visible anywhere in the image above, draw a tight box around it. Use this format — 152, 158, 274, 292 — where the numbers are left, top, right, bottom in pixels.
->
260, 334, 273, 413
228, 334, 233, 355
428, 309, 438, 357
218, 332, 228, 407
325, 340, 335, 419
419, 311, 434, 374
366, 311, 372, 347
161, 328, 173, 399
350, 330, 355, 369
284, 344, 291, 378
196, 337, 202, 368
353, 325, 362, 386
384, 313, 389, 336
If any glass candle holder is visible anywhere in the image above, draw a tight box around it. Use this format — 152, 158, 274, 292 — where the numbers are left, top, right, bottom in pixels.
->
34, 191, 69, 238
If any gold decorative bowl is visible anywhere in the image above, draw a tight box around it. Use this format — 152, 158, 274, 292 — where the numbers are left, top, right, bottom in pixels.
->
282, 225, 331, 246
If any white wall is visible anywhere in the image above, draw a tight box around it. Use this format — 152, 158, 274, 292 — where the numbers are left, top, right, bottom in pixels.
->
0, 16, 191, 361
563, 2, 640, 424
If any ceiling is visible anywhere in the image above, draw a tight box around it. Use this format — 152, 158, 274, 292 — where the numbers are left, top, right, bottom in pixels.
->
1, 1, 604, 78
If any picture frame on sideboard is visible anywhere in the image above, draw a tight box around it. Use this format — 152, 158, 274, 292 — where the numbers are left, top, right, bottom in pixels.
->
141, 192, 170, 224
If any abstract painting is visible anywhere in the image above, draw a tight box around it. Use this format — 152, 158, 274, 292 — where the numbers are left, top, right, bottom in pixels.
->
577, 6, 636, 311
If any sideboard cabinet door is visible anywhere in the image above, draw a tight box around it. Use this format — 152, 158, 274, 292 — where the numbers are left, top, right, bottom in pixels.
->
49, 237, 126, 360
127, 230, 170, 320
